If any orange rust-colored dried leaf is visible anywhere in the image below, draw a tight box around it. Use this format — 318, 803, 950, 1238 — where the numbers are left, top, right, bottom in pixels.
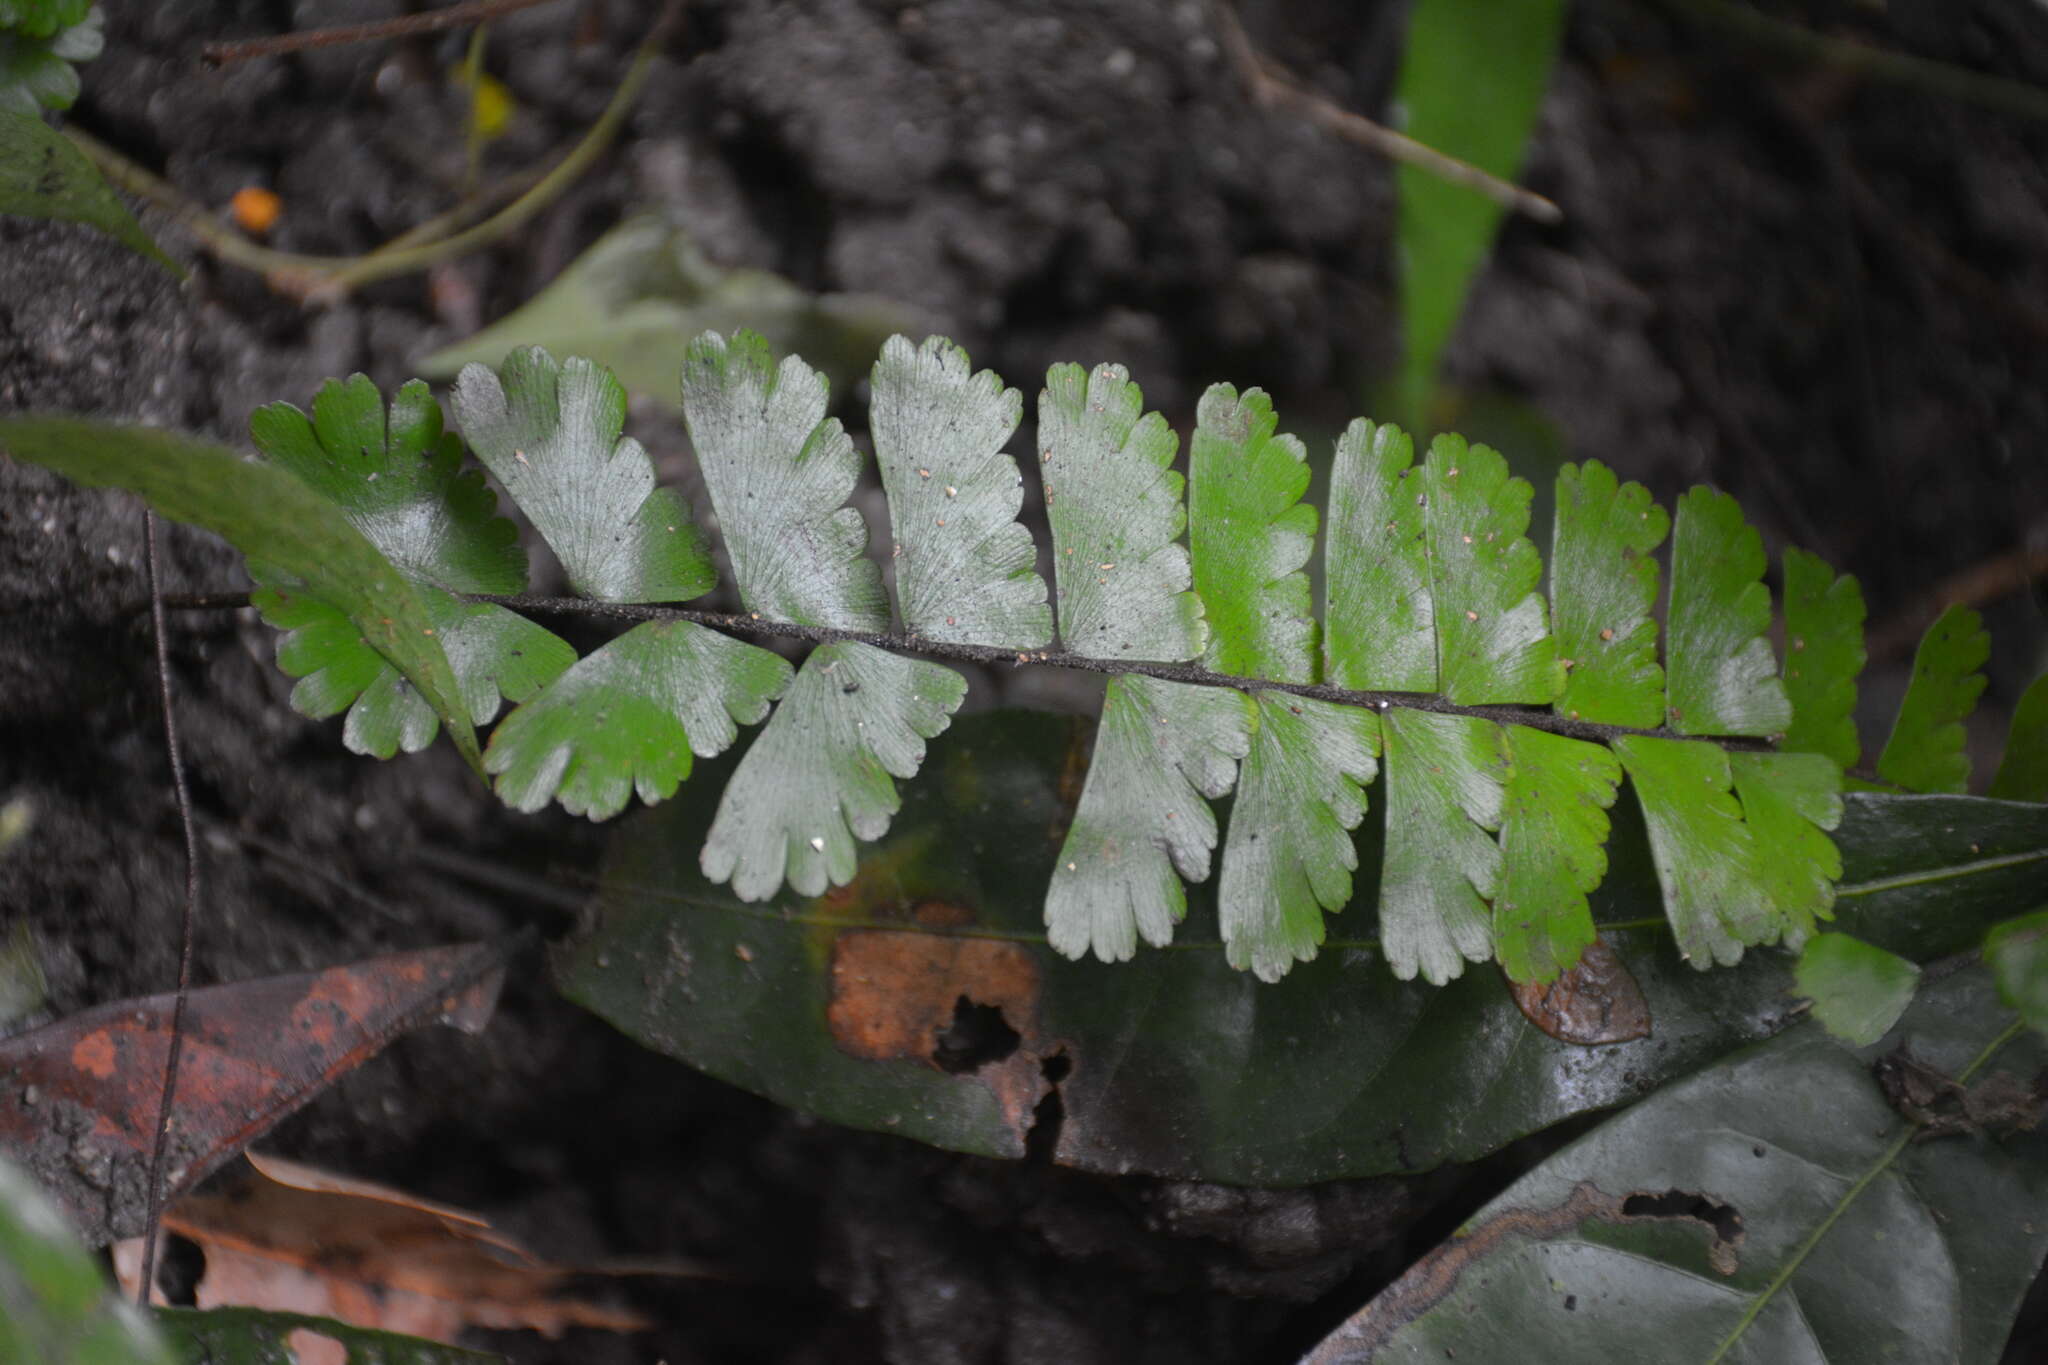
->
1507, 937, 1652, 1046
0, 942, 506, 1246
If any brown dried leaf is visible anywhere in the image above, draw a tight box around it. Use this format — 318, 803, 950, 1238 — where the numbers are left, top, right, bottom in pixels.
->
1506, 937, 1651, 1046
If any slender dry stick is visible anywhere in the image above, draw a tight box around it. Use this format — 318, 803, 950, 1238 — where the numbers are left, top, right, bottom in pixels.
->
1867, 539, 2048, 663
135, 511, 203, 1307
202, 0, 558, 67
1212, 1, 1563, 225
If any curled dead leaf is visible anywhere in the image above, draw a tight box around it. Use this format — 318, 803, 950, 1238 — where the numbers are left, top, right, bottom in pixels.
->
1507, 937, 1651, 1046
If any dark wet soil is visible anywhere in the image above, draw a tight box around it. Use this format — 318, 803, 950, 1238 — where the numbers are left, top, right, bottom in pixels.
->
3, 1, 2046, 1360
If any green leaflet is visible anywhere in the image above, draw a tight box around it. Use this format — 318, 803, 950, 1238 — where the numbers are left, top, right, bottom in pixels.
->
0, 415, 478, 770
1729, 750, 1844, 947
250, 375, 525, 593
1495, 725, 1621, 985
0, 112, 177, 272
156, 1308, 496, 1364
1218, 693, 1380, 982
1379, 709, 1508, 984
1986, 908, 2048, 1035
1664, 487, 1792, 736
1779, 546, 1866, 769
1423, 434, 1563, 705
453, 346, 714, 604
679, 330, 888, 629
700, 642, 966, 900
1612, 735, 1761, 968
868, 335, 1050, 648
1990, 672, 2048, 801
485, 620, 790, 820
0, 1157, 169, 1365
1549, 459, 1667, 727
1879, 603, 1990, 794
1044, 677, 1253, 963
1038, 360, 1207, 661
1187, 384, 1317, 682
1323, 418, 1434, 691
0, 9, 100, 116
1792, 932, 1919, 1046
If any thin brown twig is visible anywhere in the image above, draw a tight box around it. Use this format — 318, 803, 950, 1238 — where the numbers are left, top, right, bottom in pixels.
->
202, 0, 560, 68
1867, 539, 2048, 663
1212, 1, 1563, 225
135, 513, 203, 1307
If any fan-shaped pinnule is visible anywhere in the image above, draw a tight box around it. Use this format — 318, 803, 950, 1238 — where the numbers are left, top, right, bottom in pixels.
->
1778, 547, 1865, 769
868, 335, 1051, 648
1495, 725, 1623, 985
1664, 487, 1791, 736
452, 346, 715, 604
1378, 709, 1508, 985
1325, 418, 1434, 691
1038, 360, 1207, 661
1878, 603, 1989, 795
1548, 459, 1667, 728
1422, 434, 1564, 705
679, 329, 888, 630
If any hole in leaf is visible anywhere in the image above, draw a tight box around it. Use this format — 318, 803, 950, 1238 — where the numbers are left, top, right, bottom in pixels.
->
154, 1233, 206, 1306
930, 995, 1020, 1074
1621, 1189, 1743, 1273
1024, 1048, 1071, 1163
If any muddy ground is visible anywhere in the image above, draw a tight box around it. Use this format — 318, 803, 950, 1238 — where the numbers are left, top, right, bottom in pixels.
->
3, 1, 2046, 1361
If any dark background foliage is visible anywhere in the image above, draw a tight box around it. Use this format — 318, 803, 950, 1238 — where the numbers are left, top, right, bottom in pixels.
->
2, 1, 2045, 1360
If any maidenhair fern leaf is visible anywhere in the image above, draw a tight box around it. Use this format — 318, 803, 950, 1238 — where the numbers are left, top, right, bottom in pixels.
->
1495, 725, 1622, 985
253, 571, 389, 719
1218, 693, 1380, 981
680, 330, 888, 629
1323, 419, 1433, 691
1379, 709, 1508, 984
1791, 932, 1920, 1046
1044, 677, 1253, 963
1663, 488, 1791, 736
700, 642, 966, 899
453, 347, 714, 604
868, 335, 1050, 648
1039, 361, 1207, 661
1729, 750, 1843, 946
1423, 434, 1562, 705
1878, 603, 1989, 794
1611, 735, 1759, 967
1187, 385, 1317, 682
1778, 547, 1865, 769
250, 375, 525, 594
1548, 460, 1666, 727
486, 621, 790, 819
1990, 673, 2048, 802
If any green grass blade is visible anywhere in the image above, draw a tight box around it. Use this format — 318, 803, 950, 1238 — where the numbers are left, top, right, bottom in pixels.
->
701, 642, 966, 900
1548, 460, 1667, 727
1878, 603, 1990, 794
1188, 384, 1317, 682
1323, 418, 1434, 691
1792, 932, 1919, 1046
1495, 726, 1621, 985
869, 335, 1051, 649
1989, 671, 2048, 802
1379, 708, 1508, 984
1424, 434, 1563, 705
1218, 693, 1380, 981
1779, 546, 1866, 769
1664, 487, 1792, 736
1039, 361, 1207, 661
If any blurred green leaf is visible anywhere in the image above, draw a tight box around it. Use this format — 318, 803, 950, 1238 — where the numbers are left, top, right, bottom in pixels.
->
0, 112, 178, 272
0, 6, 97, 114
0, 1156, 169, 1365
1986, 908, 2048, 1035
1880, 604, 1990, 794
156, 1306, 498, 1364
1793, 932, 1919, 1046
1989, 672, 2048, 802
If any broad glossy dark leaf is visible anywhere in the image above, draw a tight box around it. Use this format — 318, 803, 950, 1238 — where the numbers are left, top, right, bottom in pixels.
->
560, 713, 2048, 1184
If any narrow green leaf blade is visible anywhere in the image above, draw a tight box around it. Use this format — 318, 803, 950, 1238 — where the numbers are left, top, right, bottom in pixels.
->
1323, 419, 1434, 691
1044, 676, 1253, 963
1990, 672, 2048, 801
1879, 602, 1990, 794
1730, 749, 1845, 947
701, 642, 966, 900
1549, 460, 1667, 727
0, 113, 177, 272
250, 375, 525, 593
452, 346, 715, 603
1779, 546, 1866, 768
1039, 361, 1206, 661
1218, 693, 1379, 981
1379, 708, 1508, 984
1664, 486, 1792, 735
1423, 434, 1563, 705
1307, 968, 2048, 1365
1188, 384, 1317, 682
1495, 726, 1622, 985
0, 416, 477, 767
868, 335, 1050, 648
679, 329, 888, 628
155, 1307, 496, 1364
1986, 908, 2048, 1035
1612, 734, 1764, 968
485, 620, 790, 820
1793, 932, 1919, 1045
